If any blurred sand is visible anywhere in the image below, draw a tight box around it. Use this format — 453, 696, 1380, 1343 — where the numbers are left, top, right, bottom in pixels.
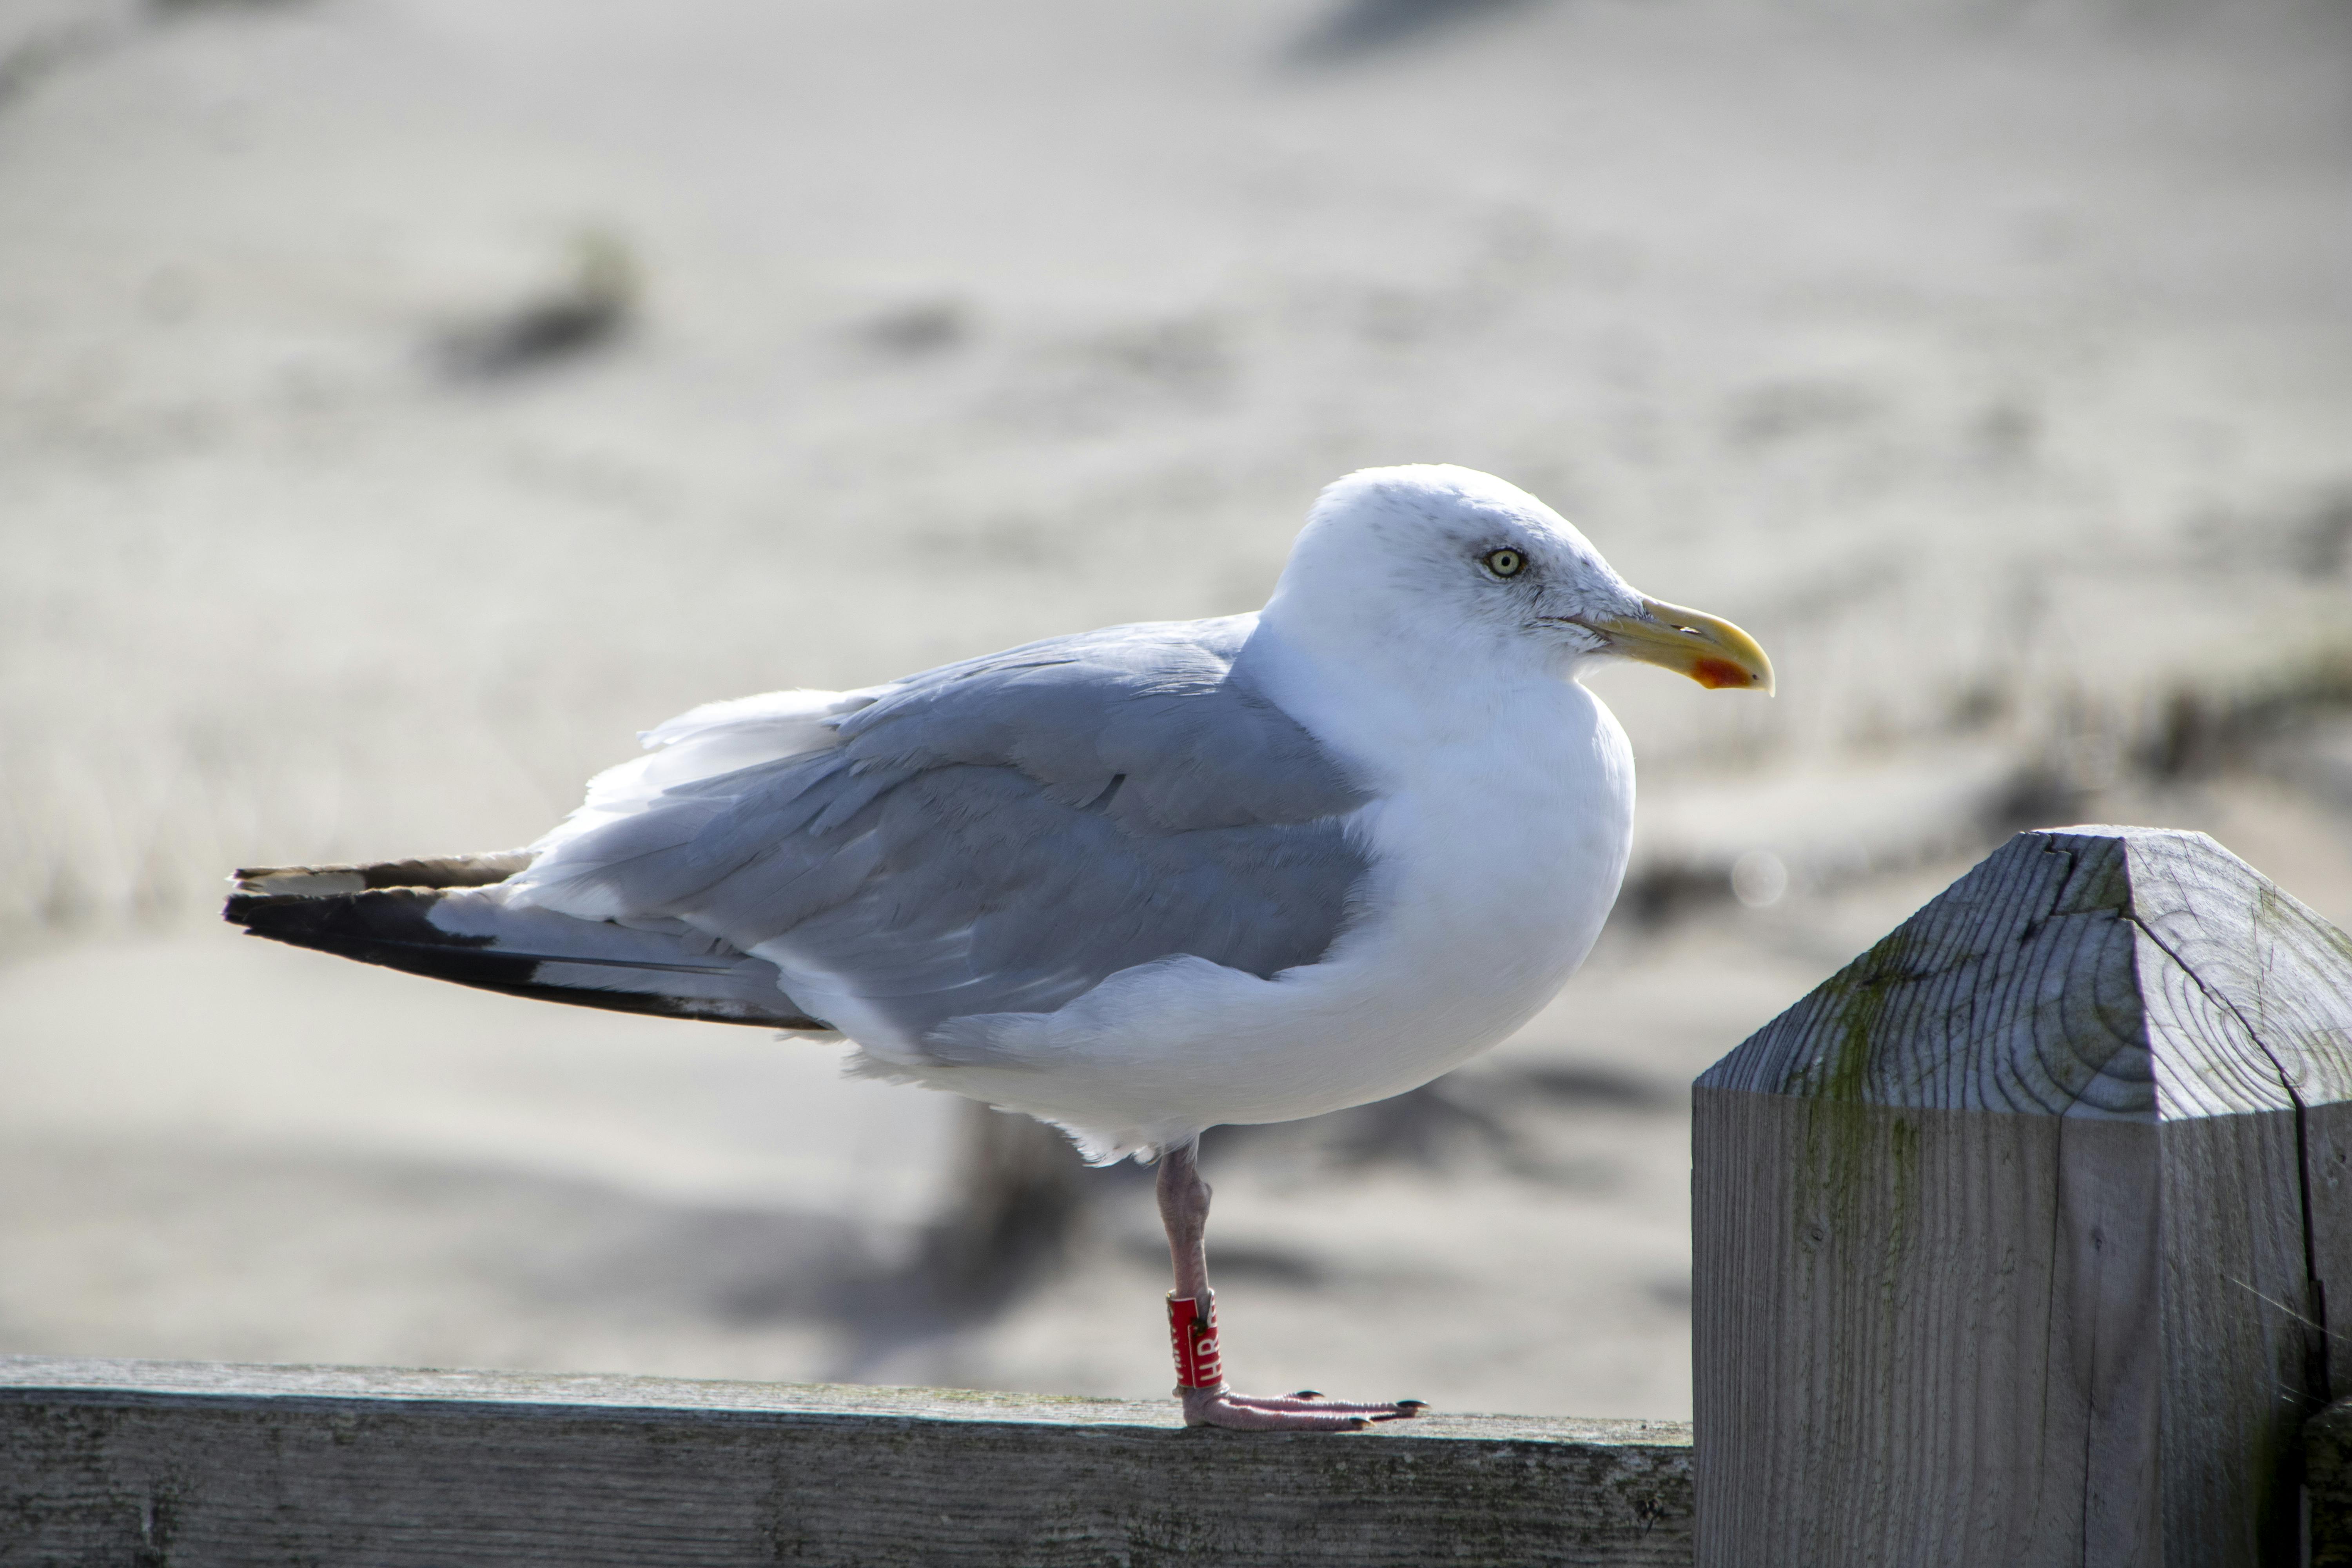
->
2, 0, 2350, 1419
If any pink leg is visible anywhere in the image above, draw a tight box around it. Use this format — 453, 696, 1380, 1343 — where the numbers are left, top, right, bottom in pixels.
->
1156, 1138, 1428, 1432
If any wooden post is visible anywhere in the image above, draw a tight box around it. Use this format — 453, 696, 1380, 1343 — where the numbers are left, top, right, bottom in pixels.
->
1693, 826, 2352, 1566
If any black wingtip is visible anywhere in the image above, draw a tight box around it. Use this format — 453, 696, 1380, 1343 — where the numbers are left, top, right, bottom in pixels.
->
227, 887, 588, 1018
223, 886, 829, 1031
224, 886, 497, 960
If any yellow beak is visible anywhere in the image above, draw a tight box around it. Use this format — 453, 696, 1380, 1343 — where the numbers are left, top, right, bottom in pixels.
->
1585, 598, 1775, 693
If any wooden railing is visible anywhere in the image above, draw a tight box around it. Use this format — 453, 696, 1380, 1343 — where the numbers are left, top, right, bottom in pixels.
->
6, 826, 2349, 1565
0, 1358, 1691, 1566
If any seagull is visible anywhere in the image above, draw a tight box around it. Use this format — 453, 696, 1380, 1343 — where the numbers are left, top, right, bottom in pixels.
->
225, 464, 1772, 1431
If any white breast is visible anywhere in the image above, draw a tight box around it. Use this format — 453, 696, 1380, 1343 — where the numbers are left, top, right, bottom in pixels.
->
1326, 679, 1636, 1083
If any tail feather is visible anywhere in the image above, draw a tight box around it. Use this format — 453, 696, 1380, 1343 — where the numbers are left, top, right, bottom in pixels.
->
230, 851, 534, 898
223, 853, 828, 1031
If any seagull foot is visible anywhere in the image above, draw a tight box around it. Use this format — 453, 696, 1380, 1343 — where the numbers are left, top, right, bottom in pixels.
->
1181, 1385, 1429, 1432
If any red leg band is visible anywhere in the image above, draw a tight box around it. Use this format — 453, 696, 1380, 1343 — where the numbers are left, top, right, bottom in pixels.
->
1167, 1292, 1224, 1390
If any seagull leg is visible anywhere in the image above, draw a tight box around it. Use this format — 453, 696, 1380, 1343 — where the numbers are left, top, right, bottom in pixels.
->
1156, 1137, 1428, 1432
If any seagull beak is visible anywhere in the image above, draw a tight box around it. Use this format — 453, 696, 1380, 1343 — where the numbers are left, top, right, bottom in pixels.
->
1584, 598, 1775, 693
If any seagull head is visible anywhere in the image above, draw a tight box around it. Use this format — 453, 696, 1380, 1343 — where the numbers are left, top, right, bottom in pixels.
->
1263, 464, 1773, 693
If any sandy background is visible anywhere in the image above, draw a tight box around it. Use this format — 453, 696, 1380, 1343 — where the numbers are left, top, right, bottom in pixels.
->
2, 0, 2349, 1420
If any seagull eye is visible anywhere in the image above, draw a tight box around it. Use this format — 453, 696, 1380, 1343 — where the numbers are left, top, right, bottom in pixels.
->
1483, 548, 1525, 579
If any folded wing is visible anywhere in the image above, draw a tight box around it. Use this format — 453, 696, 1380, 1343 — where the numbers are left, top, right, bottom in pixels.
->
505, 615, 1373, 1052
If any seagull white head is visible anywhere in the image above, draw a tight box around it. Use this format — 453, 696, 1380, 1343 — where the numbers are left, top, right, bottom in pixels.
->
1261, 463, 1774, 693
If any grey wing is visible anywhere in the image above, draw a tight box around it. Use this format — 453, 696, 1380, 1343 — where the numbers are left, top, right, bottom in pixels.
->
510, 615, 1374, 1048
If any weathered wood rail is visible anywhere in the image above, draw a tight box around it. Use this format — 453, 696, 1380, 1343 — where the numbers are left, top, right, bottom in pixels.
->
8, 826, 2352, 1565
0, 1357, 1693, 1566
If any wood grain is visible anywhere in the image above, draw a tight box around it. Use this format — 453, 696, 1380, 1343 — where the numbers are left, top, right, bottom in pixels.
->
0, 1356, 1694, 1567
1693, 826, 2352, 1567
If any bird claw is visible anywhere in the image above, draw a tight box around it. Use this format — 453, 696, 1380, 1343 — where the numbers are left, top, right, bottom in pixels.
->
1181, 1385, 1430, 1431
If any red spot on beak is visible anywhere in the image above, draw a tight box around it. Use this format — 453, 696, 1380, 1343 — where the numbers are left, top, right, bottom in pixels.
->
1692, 657, 1750, 690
